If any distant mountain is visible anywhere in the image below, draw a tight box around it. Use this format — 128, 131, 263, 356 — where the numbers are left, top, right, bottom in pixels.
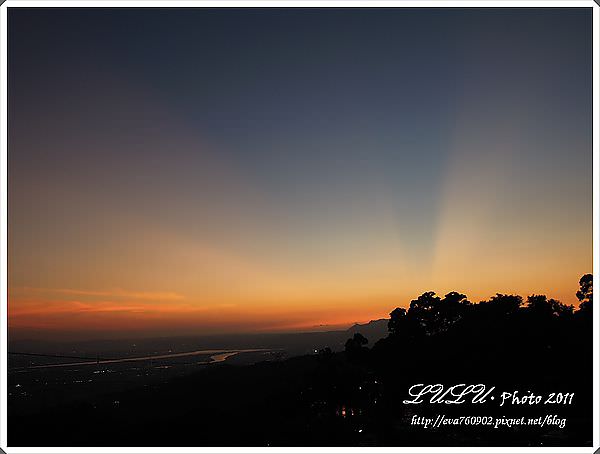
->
345, 318, 389, 345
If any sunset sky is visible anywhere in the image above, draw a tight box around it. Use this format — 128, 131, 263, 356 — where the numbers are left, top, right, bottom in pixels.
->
8, 8, 592, 339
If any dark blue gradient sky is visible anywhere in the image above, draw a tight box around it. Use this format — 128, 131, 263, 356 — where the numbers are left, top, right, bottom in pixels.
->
8, 8, 593, 335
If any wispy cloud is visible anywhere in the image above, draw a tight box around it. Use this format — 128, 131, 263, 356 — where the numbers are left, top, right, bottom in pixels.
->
13, 287, 185, 301
8, 298, 208, 317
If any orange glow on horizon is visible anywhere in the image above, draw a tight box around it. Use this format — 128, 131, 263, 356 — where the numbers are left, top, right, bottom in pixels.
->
8, 272, 589, 338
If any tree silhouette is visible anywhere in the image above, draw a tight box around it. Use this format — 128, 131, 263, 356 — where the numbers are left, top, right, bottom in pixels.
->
576, 273, 593, 313
479, 293, 522, 317
345, 333, 368, 359
407, 291, 441, 335
526, 294, 573, 318
388, 308, 418, 336
438, 291, 471, 331
405, 291, 470, 336
318, 347, 333, 357
388, 307, 407, 335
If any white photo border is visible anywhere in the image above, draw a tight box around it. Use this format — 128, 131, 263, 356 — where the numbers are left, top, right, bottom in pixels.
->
0, 1, 598, 453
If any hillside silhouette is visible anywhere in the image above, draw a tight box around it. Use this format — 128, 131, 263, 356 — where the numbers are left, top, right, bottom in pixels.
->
8, 274, 593, 447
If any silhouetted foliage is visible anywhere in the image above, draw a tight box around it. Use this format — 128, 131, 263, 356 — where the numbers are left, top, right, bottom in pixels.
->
526, 294, 574, 318
388, 307, 421, 338
407, 291, 441, 335
388, 307, 406, 335
478, 293, 522, 317
344, 333, 368, 360
345, 333, 368, 350
577, 273, 593, 314
395, 290, 472, 336
318, 347, 333, 358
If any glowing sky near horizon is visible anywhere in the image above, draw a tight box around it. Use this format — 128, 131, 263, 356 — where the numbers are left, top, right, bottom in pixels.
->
8, 8, 592, 338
